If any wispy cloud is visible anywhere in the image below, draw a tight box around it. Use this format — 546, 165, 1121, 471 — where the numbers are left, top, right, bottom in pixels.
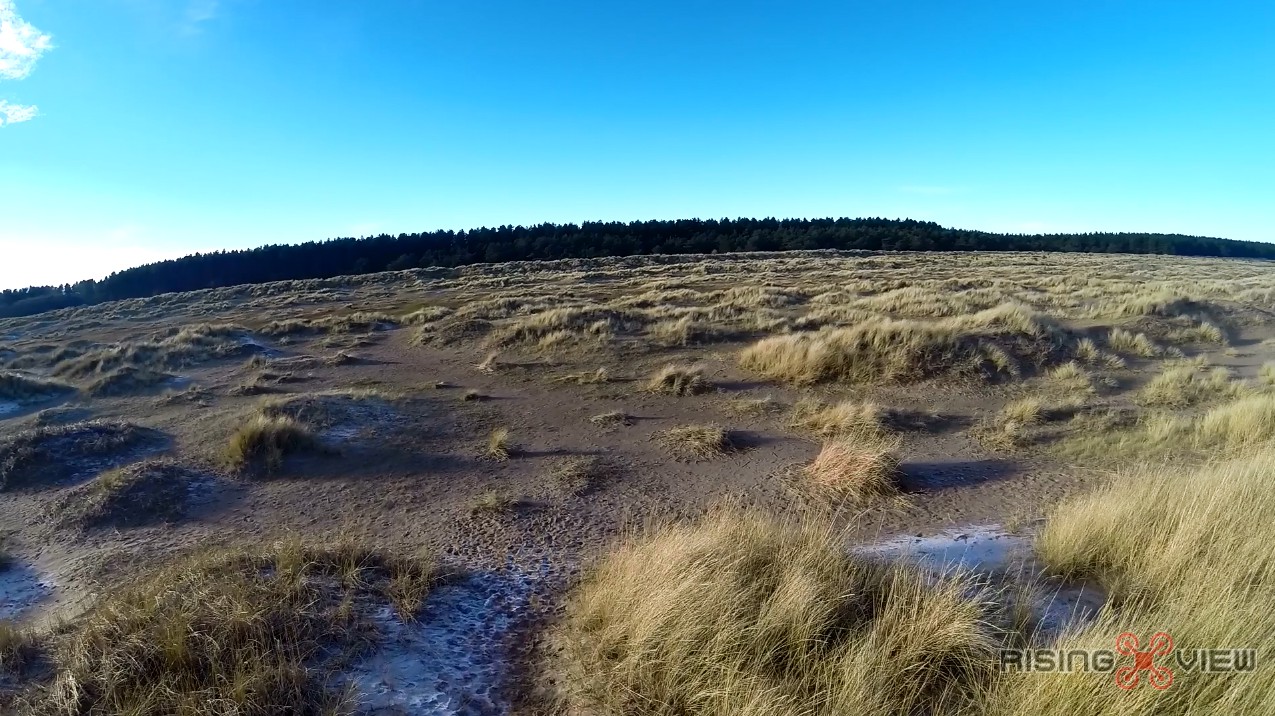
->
898, 185, 961, 196
0, 98, 35, 125
0, 0, 52, 80
181, 0, 220, 35
0, 0, 49, 127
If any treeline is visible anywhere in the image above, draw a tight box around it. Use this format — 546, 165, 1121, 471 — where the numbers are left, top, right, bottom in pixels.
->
4, 217, 1272, 319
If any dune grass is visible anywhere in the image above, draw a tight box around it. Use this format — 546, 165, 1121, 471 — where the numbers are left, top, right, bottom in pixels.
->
0, 420, 151, 491
486, 427, 514, 461
738, 303, 1062, 384
224, 413, 322, 475
992, 449, 1275, 714
561, 511, 999, 716
547, 456, 608, 496
787, 397, 889, 437
55, 459, 193, 529
470, 488, 514, 514
655, 423, 735, 459
645, 363, 712, 396
0, 371, 71, 403
1137, 362, 1245, 407
5, 543, 440, 715
803, 433, 902, 503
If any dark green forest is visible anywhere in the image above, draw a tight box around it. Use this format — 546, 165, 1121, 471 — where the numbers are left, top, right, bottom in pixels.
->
4, 217, 1272, 319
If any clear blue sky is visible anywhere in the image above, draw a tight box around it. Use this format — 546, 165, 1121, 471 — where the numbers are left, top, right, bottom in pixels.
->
1, 1, 1272, 289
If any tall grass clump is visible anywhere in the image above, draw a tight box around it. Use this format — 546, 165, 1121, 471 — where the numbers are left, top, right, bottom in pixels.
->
738, 304, 1062, 384
11, 543, 440, 715
1137, 363, 1244, 407
803, 433, 902, 503
645, 363, 712, 396
224, 414, 321, 474
993, 449, 1275, 714
562, 512, 999, 716
787, 397, 888, 437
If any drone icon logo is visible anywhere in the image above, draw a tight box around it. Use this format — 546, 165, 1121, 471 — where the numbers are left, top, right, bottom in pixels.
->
1115, 632, 1174, 690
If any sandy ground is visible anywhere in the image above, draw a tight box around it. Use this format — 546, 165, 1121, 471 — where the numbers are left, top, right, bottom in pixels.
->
3, 250, 1274, 712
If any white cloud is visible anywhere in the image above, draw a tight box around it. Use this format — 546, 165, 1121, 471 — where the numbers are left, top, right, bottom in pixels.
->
181, 0, 219, 34
0, 97, 35, 124
0, 0, 52, 81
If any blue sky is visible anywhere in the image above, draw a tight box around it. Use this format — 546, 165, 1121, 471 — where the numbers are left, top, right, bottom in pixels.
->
0, 1, 1272, 289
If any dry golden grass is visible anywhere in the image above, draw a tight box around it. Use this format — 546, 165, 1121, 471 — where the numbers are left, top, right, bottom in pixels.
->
1046, 361, 1094, 394
994, 449, 1275, 714
486, 427, 513, 460
656, 423, 735, 459
554, 367, 610, 385
561, 511, 998, 716
645, 363, 712, 396
470, 488, 514, 514
738, 303, 1061, 384
787, 397, 888, 437
802, 433, 902, 503
1260, 361, 1275, 386
223, 413, 322, 475
1105, 327, 1163, 357
1137, 362, 1245, 407
5, 542, 439, 715
1062, 392, 1275, 460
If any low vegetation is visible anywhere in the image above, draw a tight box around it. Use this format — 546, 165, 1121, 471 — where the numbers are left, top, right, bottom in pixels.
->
645, 363, 712, 396
803, 433, 902, 503
0, 371, 71, 403
739, 303, 1065, 384
562, 512, 998, 716
470, 489, 514, 514
655, 423, 735, 459
54, 459, 194, 529
224, 413, 322, 474
85, 365, 172, 397
1137, 361, 1245, 407
588, 410, 630, 428
995, 449, 1275, 714
0, 420, 153, 491
547, 456, 608, 496
787, 397, 890, 437
486, 427, 514, 461
3, 543, 441, 714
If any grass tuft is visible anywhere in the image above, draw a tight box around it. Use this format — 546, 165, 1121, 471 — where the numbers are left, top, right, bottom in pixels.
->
645, 364, 712, 396
803, 433, 902, 503
562, 511, 998, 716
224, 413, 322, 475
8, 543, 439, 714
486, 427, 514, 461
655, 423, 735, 459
